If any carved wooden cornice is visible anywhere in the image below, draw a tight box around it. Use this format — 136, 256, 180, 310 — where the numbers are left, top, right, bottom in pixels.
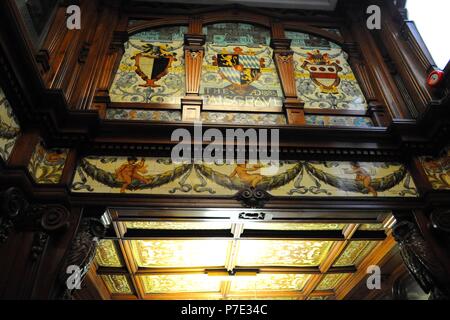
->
0, 0, 448, 155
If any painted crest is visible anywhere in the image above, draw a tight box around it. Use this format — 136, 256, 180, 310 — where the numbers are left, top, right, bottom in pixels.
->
301, 49, 343, 94
213, 47, 265, 89
132, 44, 177, 88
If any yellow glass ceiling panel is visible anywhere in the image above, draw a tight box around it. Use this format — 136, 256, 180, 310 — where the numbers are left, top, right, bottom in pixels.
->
125, 221, 232, 230
95, 240, 122, 267
141, 274, 222, 293
333, 241, 379, 267
358, 223, 385, 231
230, 274, 310, 292
130, 240, 230, 268
243, 222, 345, 231
316, 273, 348, 291
236, 240, 333, 267
101, 275, 132, 294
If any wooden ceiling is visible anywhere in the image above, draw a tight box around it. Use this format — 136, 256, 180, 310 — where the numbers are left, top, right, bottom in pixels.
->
133, 0, 339, 11
86, 209, 398, 300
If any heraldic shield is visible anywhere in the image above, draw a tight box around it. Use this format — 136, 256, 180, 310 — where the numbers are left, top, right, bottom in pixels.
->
214, 47, 264, 87
301, 49, 343, 94
132, 44, 177, 88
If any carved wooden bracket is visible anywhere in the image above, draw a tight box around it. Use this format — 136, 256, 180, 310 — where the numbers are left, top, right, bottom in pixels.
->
392, 220, 450, 299
58, 217, 106, 300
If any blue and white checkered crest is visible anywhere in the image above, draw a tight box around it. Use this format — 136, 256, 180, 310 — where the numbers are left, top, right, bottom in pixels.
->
239, 55, 260, 69
219, 67, 241, 84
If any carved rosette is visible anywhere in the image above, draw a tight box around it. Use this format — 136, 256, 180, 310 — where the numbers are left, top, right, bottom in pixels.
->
392, 220, 450, 299
431, 209, 450, 233
235, 188, 271, 208
59, 217, 106, 299
0, 187, 71, 261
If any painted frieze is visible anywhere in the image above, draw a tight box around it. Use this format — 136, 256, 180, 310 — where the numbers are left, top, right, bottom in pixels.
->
305, 115, 373, 127
419, 146, 450, 190
106, 108, 182, 121
0, 86, 20, 161
71, 157, 417, 198
28, 140, 68, 184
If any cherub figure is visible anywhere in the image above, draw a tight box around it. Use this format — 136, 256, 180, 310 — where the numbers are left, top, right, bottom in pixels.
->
229, 162, 264, 188
115, 157, 152, 193
348, 162, 377, 197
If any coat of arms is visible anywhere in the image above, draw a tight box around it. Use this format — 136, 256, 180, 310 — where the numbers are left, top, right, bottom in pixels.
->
301, 49, 343, 94
132, 44, 177, 88
213, 47, 265, 91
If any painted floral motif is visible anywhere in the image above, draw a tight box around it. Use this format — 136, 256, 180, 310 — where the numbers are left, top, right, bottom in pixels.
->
201, 24, 283, 110
109, 26, 187, 104
101, 275, 132, 294
203, 23, 271, 46
71, 157, 418, 198
287, 31, 368, 111
106, 108, 181, 121
333, 241, 378, 267
95, 240, 123, 267
201, 112, 286, 125
420, 146, 450, 189
28, 141, 68, 184
0, 86, 20, 161
305, 115, 373, 127
316, 273, 348, 291
141, 274, 222, 294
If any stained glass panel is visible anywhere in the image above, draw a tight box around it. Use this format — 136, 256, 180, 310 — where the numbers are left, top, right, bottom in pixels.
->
236, 240, 333, 267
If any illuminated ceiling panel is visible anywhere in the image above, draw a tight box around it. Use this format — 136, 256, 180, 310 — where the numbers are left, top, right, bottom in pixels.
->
333, 241, 379, 267
140, 274, 222, 294
95, 240, 123, 267
315, 273, 349, 291
95, 217, 393, 300
236, 240, 333, 267
125, 221, 232, 230
243, 222, 344, 230
130, 240, 230, 268
359, 223, 385, 231
101, 275, 132, 294
230, 274, 310, 292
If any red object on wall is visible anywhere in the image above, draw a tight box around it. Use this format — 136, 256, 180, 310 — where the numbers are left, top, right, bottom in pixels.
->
427, 69, 444, 87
